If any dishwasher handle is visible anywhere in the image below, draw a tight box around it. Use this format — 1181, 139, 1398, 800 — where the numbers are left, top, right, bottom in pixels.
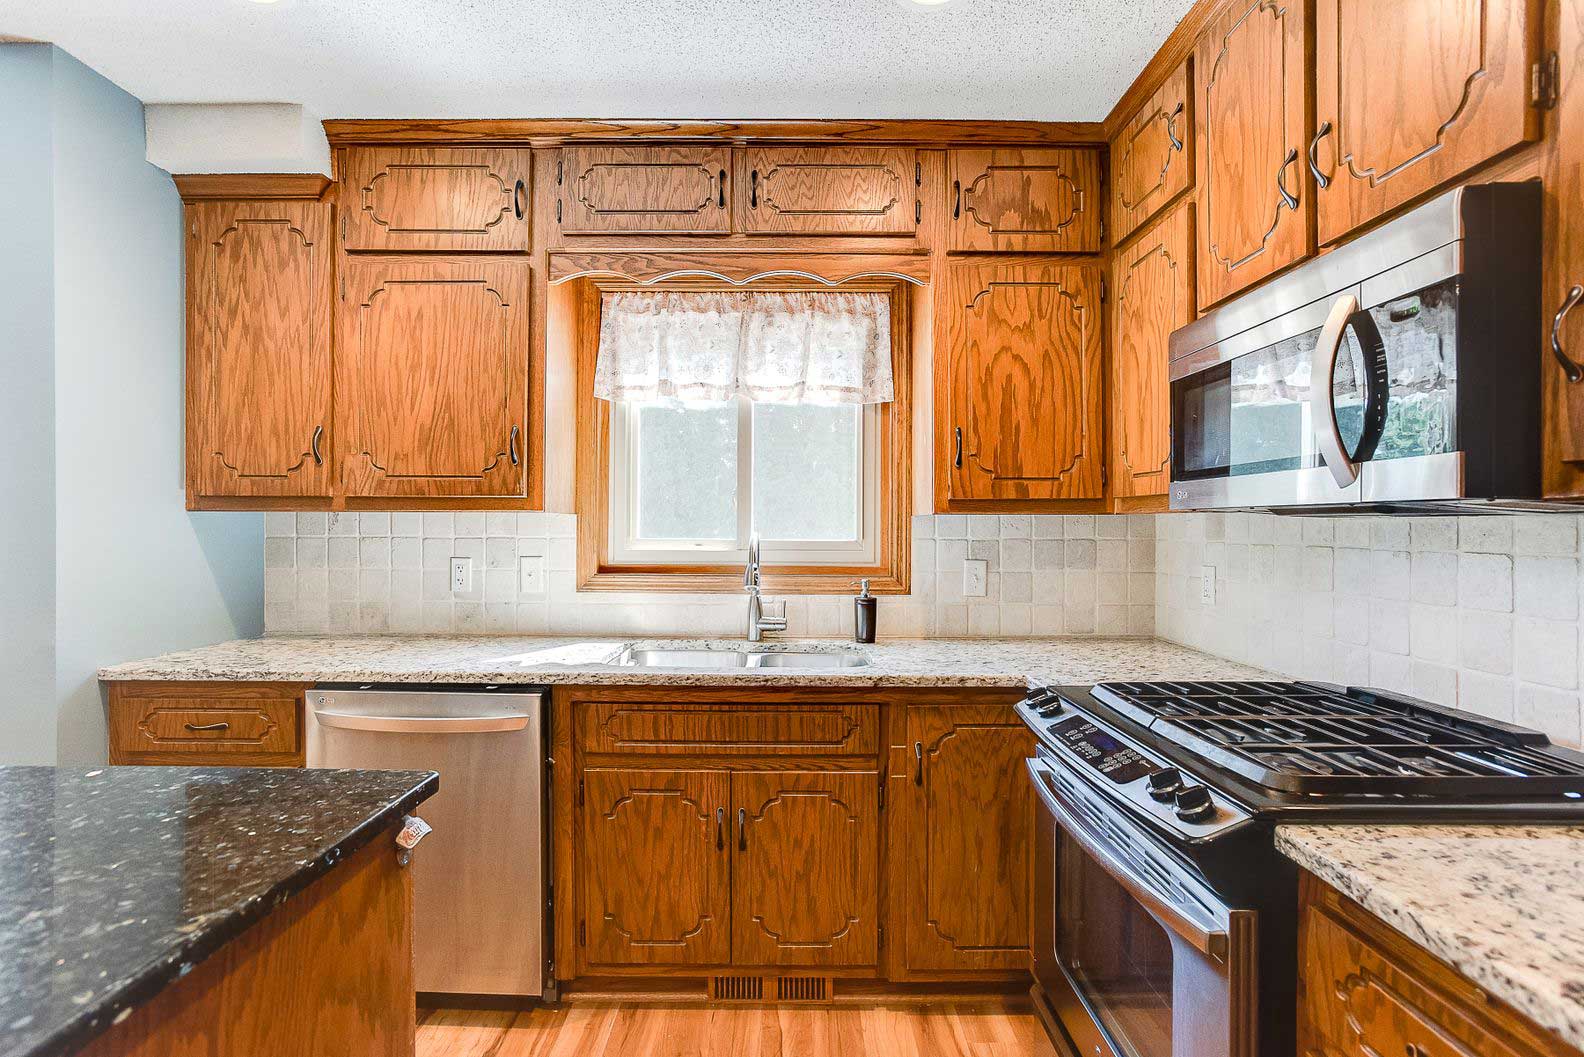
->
314, 710, 531, 734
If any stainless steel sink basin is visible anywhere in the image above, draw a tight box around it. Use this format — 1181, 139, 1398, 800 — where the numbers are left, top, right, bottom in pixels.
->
613, 647, 868, 669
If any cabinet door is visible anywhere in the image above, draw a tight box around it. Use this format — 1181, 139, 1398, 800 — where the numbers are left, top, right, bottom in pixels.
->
338, 257, 528, 498
559, 146, 731, 235
730, 771, 878, 967
944, 260, 1104, 501
948, 149, 1102, 252
1110, 59, 1193, 244
582, 768, 731, 966
1111, 202, 1195, 500
903, 707, 1033, 971
343, 147, 531, 252
1313, 0, 1538, 246
1195, 0, 1311, 307
186, 200, 333, 502
1545, 0, 1584, 496
740, 147, 918, 236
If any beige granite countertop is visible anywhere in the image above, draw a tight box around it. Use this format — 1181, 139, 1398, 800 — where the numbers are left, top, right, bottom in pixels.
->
1277, 824, 1584, 1050
98, 635, 1267, 688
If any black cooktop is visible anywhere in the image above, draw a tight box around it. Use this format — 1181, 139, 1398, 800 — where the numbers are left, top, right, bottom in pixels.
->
1089, 680, 1584, 797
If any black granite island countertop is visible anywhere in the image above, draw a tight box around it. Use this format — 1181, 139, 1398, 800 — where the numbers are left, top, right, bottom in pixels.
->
0, 765, 438, 1057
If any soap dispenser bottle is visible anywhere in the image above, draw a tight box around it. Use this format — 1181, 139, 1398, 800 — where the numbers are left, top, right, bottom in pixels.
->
851, 579, 877, 644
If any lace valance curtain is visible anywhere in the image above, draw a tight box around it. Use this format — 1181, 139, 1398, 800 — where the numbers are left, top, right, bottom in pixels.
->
593, 290, 894, 405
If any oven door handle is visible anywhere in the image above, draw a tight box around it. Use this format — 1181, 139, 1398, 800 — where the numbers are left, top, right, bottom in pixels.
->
1311, 292, 1363, 489
1026, 757, 1229, 960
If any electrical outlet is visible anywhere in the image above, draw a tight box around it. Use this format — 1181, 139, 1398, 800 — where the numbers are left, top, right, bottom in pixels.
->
450, 556, 474, 594
518, 554, 546, 597
963, 558, 988, 597
1200, 564, 1216, 606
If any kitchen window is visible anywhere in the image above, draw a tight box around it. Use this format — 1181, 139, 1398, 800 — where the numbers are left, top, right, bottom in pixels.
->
576, 282, 912, 593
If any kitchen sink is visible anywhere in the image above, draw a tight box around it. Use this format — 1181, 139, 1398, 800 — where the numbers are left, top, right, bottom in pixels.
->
613, 647, 869, 669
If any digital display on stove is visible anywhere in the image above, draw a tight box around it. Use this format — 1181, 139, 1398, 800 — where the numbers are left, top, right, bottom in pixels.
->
1050, 716, 1155, 785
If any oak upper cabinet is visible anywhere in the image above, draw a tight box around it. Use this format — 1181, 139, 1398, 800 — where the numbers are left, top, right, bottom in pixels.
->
1544, 0, 1584, 496
338, 257, 529, 498
739, 147, 918, 236
558, 146, 731, 235
343, 147, 531, 252
581, 768, 731, 966
1194, 0, 1311, 307
1311, 0, 1539, 247
185, 199, 333, 505
943, 260, 1105, 501
1110, 59, 1193, 244
903, 706, 1033, 971
948, 148, 1102, 252
1111, 202, 1195, 500
732, 771, 879, 967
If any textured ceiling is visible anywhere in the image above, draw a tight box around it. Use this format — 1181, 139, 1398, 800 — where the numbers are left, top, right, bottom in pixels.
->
1, 0, 1194, 122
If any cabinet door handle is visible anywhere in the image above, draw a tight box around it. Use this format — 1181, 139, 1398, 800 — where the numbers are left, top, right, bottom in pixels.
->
953, 427, 963, 469
1553, 285, 1584, 383
914, 741, 924, 786
310, 425, 323, 466
718, 170, 727, 209
749, 169, 759, 208
1165, 100, 1185, 152
1276, 148, 1300, 211
184, 721, 229, 732
715, 807, 725, 851
1308, 121, 1332, 189
509, 425, 520, 466
952, 180, 961, 219
737, 807, 747, 851
513, 179, 525, 220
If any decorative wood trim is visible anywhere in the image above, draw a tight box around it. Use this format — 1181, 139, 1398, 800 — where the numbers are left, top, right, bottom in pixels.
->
573, 274, 913, 595
550, 251, 930, 287
173, 173, 333, 201
324, 118, 1106, 148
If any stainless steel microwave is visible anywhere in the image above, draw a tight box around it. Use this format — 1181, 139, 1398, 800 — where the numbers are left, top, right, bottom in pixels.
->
1167, 183, 1542, 512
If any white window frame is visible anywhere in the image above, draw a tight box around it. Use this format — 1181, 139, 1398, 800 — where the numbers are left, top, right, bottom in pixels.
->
608, 397, 881, 567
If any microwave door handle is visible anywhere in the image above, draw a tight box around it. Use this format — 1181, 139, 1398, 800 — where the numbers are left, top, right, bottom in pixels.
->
1311, 293, 1362, 489
1026, 758, 1229, 960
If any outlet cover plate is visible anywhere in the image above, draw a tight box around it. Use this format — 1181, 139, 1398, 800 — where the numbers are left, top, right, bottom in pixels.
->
964, 558, 988, 597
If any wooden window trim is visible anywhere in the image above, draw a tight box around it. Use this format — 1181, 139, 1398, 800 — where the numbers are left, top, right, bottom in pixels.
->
574, 274, 912, 594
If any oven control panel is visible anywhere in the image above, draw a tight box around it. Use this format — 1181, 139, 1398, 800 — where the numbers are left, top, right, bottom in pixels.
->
1047, 715, 1155, 785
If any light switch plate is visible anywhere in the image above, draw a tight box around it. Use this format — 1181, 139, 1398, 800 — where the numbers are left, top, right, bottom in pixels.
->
1200, 565, 1216, 606
963, 558, 988, 597
450, 556, 474, 594
518, 554, 546, 597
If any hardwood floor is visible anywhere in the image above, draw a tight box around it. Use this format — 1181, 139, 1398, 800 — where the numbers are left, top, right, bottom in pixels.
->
415, 999, 1060, 1057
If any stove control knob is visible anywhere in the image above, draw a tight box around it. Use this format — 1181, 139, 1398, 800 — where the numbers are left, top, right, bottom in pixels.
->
1036, 698, 1065, 719
1173, 785, 1217, 823
1145, 768, 1184, 802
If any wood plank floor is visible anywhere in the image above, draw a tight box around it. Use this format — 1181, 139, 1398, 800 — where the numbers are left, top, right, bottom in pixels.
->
416, 999, 1061, 1057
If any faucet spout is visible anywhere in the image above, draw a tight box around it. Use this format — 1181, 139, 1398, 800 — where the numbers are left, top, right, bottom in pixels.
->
744, 534, 786, 641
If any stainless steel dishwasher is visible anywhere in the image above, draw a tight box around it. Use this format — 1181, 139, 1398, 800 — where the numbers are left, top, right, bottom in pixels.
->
305, 684, 550, 999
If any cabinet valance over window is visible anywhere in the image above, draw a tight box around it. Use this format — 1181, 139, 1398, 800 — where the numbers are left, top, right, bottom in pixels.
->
593, 290, 894, 405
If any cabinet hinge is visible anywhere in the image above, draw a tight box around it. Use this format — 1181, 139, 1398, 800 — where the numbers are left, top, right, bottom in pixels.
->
340, 274, 345, 301
577, 775, 584, 807
1534, 52, 1561, 110
1100, 276, 1107, 302
1101, 465, 1109, 488
878, 777, 886, 811
341, 214, 347, 242
556, 200, 563, 224
577, 920, 586, 946
914, 200, 922, 225
914, 161, 922, 186
1099, 217, 1107, 243
557, 158, 564, 185
877, 924, 884, 951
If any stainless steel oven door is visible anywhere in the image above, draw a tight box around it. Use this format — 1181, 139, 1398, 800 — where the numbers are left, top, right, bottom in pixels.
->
1029, 756, 1257, 1057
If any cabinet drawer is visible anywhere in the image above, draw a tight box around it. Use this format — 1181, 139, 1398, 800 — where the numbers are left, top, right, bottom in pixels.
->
108, 682, 304, 766
579, 701, 878, 756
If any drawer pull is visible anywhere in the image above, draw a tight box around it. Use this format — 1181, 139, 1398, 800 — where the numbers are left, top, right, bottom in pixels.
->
184, 721, 230, 732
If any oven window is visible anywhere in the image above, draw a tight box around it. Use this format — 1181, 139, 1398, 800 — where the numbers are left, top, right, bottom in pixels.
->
1057, 834, 1174, 1057
1361, 278, 1458, 461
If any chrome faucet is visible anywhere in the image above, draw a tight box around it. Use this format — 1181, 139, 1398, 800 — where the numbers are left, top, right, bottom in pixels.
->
744, 534, 788, 642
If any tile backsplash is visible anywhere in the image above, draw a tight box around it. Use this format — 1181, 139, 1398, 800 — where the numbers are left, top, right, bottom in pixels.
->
1154, 511, 1584, 748
262, 512, 1160, 641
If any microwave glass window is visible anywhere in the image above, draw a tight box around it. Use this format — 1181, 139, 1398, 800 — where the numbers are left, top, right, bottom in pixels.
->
1364, 278, 1459, 461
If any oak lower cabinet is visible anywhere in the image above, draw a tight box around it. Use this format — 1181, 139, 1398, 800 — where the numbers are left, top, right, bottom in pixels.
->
338, 256, 530, 498
740, 147, 918, 236
901, 705, 1034, 972
1312, 0, 1539, 247
558, 146, 732, 235
948, 148, 1103, 252
1194, 0, 1311, 307
342, 146, 532, 252
184, 196, 334, 506
942, 259, 1105, 501
1110, 58, 1193, 245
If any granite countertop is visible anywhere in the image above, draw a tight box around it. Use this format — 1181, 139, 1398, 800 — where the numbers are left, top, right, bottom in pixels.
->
97, 635, 1268, 687
0, 766, 438, 1057
1277, 824, 1584, 1051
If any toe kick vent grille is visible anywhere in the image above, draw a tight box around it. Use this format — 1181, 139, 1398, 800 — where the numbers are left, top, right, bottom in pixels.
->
708, 975, 832, 1003
710, 975, 763, 1001
776, 975, 829, 1002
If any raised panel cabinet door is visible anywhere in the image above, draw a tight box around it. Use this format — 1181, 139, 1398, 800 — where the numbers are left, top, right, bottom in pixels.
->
948, 148, 1102, 252
1544, 0, 1584, 495
581, 768, 731, 967
1110, 59, 1193, 244
730, 771, 878, 967
945, 260, 1105, 500
1111, 202, 1195, 499
343, 147, 531, 252
740, 147, 918, 236
338, 257, 528, 498
559, 146, 732, 235
904, 708, 1033, 971
1195, 0, 1311, 307
186, 200, 332, 502
1313, 0, 1539, 246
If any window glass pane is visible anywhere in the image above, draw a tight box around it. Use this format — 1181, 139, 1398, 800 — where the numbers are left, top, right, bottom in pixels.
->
635, 402, 737, 540
751, 402, 859, 541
